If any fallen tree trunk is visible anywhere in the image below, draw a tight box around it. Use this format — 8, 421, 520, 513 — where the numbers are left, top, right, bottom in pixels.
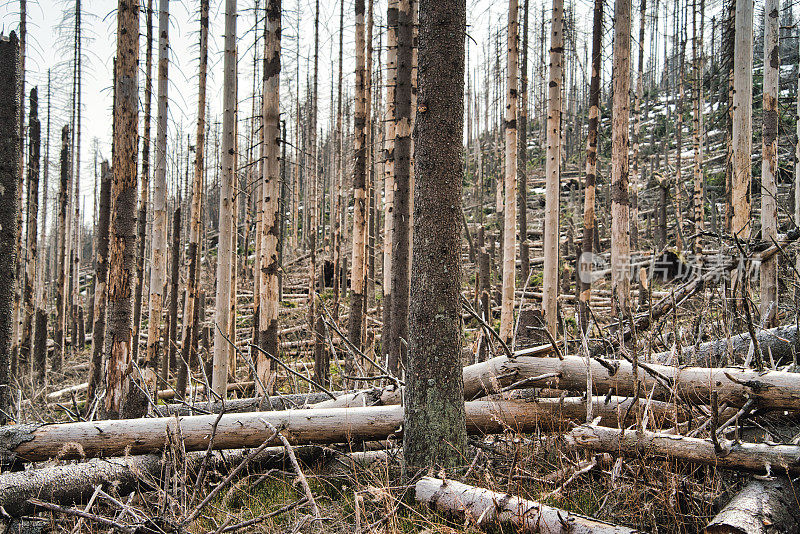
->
0, 396, 679, 463
151, 391, 338, 416
415, 477, 636, 533
567, 425, 800, 475
705, 477, 800, 534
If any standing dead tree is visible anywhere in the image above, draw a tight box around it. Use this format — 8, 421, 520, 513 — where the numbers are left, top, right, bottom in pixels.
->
760, 0, 778, 326
731, 0, 753, 239
20, 88, 40, 377
54, 126, 70, 375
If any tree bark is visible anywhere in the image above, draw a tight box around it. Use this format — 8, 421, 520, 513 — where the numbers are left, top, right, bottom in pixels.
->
631, 0, 645, 252
731, 0, 753, 239
518, 0, 529, 283
415, 477, 636, 534
611, 0, 632, 314
568, 424, 800, 475
20, 88, 40, 376
212, 0, 238, 399
86, 161, 111, 409
691, 0, 705, 254
760, 0, 778, 327
54, 126, 69, 375
257, 0, 281, 395
104, 0, 139, 419
705, 477, 800, 534
0, 32, 20, 424
404, 0, 468, 471
165, 203, 181, 379
541, 0, 563, 336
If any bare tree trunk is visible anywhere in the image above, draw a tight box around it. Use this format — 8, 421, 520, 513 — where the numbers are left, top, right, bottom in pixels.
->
500, 0, 519, 344
610, 0, 632, 314
104, 0, 139, 419
405, 0, 468, 470
518, 0, 529, 282
760, 0, 778, 327
706, 477, 800, 533
87, 162, 111, 408
578, 0, 602, 333
132, 0, 154, 362
20, 88, 39, 377
542, 0, 563, 337
387, 0, 413, 375
731, 0, 753, 239
691, 0, 705, 254
631, 0, 645, 252
381, 0, 398, 371
0, 32, 21, 423
54, 126, 70, 375
308, 0, 321, 384
70, 1, 83, 358
349, 0, 368, 355
331, 0, 344, 322
33, 71, 51, 385
177, 0, 208, 400
145, 0, 170, 379
166, 203, 180, 379
675, 25, 686, 252
257, 0, 281, 395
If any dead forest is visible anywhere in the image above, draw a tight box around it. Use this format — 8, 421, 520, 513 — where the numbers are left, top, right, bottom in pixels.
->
3, 0, 800, 531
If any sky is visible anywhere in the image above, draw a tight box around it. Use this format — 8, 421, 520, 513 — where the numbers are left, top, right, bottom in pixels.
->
0, 0, 730, 224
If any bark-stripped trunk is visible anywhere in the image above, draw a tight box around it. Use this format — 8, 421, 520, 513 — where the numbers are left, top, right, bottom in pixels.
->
70, 1, 83, 358
610, 0, 632, 314
104, 0, 139, 419
404, 0, 467, 470
381, 0, 398, 371
20, 88, 39, 376
177, 0, 208, 400
0, 33, 20, 423
518, 0, 529, 282
257, 0, 281, 395
387, 0, 413, 375
308, 0, 321, 386
631, 0, 645, 252
541, 0, 563, 336
165, 204, 180, 379
731, 0, 753, 239
54, 126, 70, 374
578, 0, 602, 333
212, 0, 238, 398
500, 0, 519, 344
675, 31, 686, 252
87, 162, 111, 408
349, 0, 368, 355
144, 0, 170, 377
760, 0, 778, 327
331, 0, 344, 321
132, 0, 154, 362
706, 477, 800, 533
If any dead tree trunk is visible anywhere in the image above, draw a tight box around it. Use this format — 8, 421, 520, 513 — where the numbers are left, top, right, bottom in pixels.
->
631, 0, 645, 251
517, 0, 530, 282
20, 88, 40, 376
500, 0, 518, 344
166, 203, 180, 379
86, 161, 111, 409
144, 0, 170, 378
177, 0, 208, 400
0, 32, 21, 424
54, 126, 70, 374
610, 0, 632, 314
257, 0, 281, 395
132, 0, 154, 362
731, 0, 753, 238
705, 477, 800, 534
675, 31, 686, 251
541, 0, 563, 336
212, 0, 238, 398
104, 0, 139, 420
307, 0, 321, 386
578, 0, 602, 333
760, 0, 778, 327
33, 71, 50, 385
691, 0, 705, 254
404, 0, 468, 470
348, 0, 368, 356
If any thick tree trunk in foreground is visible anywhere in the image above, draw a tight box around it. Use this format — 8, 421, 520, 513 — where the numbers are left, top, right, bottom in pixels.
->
415, 477, 636, 534
20, 88, 40, 375
705, 477, 800, 534
212, 0, 238, 399
500, 0, 518, 344
104, 0, 139, 420
541, 0, 563, 336
610, 0, 631, 313
0, 396, 677, 463
760, 0, 779, 327
87, 162, 111, 408
404, 0, 468, 470
0, 32, 21, 424
257, 0, 281, 395
731, 0, 753, 238
568, 424, 800, 475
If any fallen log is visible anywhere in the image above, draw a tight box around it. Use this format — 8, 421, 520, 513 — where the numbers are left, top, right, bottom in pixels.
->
47, 380, 254, 403
705, 477, 800, 534
0, 396, 679, 463
414, 477, 636, 533
151, 391, 341, 416
567, 425, 800, 475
